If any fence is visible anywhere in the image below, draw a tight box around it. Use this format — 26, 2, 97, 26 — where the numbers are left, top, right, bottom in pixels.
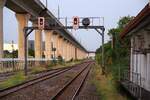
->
121, 70, 142, 99
0, 58, 52, 74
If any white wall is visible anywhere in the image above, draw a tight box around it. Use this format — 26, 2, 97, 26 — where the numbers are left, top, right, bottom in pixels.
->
130, 31, 150, 90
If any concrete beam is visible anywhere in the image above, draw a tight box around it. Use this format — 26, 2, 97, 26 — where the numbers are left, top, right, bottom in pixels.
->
0, 0, 6, 58
16, 13, 29, 59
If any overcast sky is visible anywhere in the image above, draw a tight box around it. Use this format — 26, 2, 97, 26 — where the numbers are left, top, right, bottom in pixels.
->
3, 0, 149, 51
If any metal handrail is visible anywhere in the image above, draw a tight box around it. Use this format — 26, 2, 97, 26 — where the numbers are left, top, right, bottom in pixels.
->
121, 70, 142, 99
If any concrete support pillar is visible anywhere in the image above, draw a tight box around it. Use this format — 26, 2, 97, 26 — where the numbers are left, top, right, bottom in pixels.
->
63, 39, 66, 60
78, 49, 80, 59
71, 44, 73, 59
73, 46, 75, 59
72, 45, 74, 59
64, 40, 68, 61
75, 47, 77, 60
45, 31, 52, 59
16, 13, 29, 59
61, 38, 65, 59
59, 37, 63, 57
53, 34, 58, 58
57, 35, 61, 57
77, 48, 79, 59
69, 43, 72, 60
66, 41, 69, 61
0, 0, 6, 58
35, 29, 42, 59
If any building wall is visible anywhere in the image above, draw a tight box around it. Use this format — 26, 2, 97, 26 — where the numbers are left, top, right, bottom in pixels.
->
131, 30, 150, 91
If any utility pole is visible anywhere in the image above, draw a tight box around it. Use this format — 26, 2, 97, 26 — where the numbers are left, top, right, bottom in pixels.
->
58, 5, 60, 20
46, 0, 48, 8
95, 28, 105, 75
102, 29, 105, 75
11, 40, 15, 71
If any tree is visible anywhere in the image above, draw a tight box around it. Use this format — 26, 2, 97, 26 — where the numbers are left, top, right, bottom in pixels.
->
28, 49, 35, 57
96, 16, 134, 77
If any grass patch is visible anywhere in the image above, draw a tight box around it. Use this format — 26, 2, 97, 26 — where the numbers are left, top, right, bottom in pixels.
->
31, 66, 46, 74
0, 72, 27, 89
91, 64, 129, 100
50, 60, 83, 69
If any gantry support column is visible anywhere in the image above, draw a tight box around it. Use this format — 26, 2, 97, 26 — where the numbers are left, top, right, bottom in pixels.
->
0, 0, 6, 58
45, 30, 53, 59
16, 13, 29, 59
35, 29, 42, 59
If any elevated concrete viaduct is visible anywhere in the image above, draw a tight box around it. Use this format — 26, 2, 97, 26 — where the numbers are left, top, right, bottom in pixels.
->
0, 0, 87, 61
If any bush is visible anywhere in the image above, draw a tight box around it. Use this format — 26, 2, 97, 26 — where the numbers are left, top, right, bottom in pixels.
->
0, 72, 26, 89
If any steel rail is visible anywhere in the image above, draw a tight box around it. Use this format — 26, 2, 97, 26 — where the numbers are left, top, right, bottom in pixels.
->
71, 63, 92, 100
51, 62, 92, 100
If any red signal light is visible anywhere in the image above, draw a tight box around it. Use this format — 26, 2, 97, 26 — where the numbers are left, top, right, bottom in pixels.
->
73, 16, 79, 30
38, 17, 45, 30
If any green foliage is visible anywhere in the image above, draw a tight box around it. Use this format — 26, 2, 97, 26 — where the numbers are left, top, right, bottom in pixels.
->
91, 64, 129, 100
31, 66, 46, 74
96, 16, 133, 79
57, 55, 65, 64
118, 16, 134, 29
4, 50, 18, 58
28, 49, 35, 57
0, 72, 26, 89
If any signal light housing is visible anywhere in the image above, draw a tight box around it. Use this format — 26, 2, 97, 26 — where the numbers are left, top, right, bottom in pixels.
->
73, 16, 79, 30
82, 18, 90, 27
38, 17, 45, 30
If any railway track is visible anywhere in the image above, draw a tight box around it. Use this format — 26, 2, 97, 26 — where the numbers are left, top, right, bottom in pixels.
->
0, 61, 92, 100
51, 62, 93, 100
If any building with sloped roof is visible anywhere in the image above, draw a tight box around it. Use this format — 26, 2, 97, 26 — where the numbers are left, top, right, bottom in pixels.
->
120, 3, 150, 99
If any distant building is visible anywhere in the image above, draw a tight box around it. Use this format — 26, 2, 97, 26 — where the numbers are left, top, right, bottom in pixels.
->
88, 51, 95, 59
4, 43, 18, 52
4, 40, 45, 52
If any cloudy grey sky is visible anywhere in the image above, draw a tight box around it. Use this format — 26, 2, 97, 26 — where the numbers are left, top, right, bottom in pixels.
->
3, 0, 149, 51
